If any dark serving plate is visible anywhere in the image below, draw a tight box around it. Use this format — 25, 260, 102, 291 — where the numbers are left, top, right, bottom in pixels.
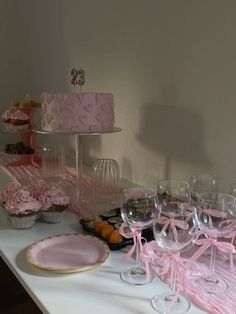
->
80, 208, 154, 250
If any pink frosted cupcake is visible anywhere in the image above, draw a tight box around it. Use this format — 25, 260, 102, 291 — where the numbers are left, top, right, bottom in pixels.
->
39, 187, 70, 223
0, 181, 21, 206
5, 187, 41, 229
27, 180, 49, 200
2, 108, 16, 130
9, 109, 30, 130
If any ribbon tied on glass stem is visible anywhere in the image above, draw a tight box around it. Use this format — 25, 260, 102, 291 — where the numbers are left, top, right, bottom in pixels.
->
187, 237, 236, 271
119, 223, 147, 261
159, 217, 189, 241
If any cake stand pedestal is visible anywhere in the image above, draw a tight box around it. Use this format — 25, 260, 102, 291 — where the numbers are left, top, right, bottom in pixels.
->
33, 127, 122, 203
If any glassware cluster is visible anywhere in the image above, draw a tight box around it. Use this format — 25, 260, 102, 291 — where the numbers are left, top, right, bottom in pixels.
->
119, 176, 236, 314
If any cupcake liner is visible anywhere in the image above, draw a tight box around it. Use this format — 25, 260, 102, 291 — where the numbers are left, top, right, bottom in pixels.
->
9, 213, 37, 229
41, 210, 66, 223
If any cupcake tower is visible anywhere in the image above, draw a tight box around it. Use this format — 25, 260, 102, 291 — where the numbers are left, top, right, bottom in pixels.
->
1, 95, 41, 167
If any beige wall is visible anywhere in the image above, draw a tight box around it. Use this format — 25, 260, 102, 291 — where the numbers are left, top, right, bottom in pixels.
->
1, 0, 236, 189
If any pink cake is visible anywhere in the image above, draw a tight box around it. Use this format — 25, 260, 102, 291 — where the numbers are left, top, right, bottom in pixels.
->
41, 92, 114, 133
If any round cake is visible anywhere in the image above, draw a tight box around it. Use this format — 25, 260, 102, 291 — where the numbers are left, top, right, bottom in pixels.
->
41, 92, 115, 133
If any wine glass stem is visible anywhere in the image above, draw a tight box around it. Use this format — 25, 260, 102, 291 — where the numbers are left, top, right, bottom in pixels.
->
135, 230, 142, 264
170, 255, 177, 294
209, 244, 216, 274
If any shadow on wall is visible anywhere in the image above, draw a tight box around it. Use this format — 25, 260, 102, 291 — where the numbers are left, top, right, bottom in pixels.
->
136, 103, 212, 179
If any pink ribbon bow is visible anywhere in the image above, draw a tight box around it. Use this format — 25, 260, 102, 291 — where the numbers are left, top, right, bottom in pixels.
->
119, 223, 147, 261
159, 217, 189, 241
187, 237, 236, 271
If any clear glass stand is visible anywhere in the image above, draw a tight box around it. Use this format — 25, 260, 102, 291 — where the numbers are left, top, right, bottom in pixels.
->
33, 127, 122, 204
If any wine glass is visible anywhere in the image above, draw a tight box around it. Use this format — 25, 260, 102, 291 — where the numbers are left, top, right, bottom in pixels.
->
189, 174, 217, 204
157, 180, 191, 204
151, 202, 198, 313
194, 192, 236, 294
120, 187, 158, 285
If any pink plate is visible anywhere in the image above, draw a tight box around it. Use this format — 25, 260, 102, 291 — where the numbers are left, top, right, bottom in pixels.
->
26, 234, 109, 273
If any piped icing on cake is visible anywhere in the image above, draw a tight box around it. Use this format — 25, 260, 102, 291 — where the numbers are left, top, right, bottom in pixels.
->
41, 92, 114, 133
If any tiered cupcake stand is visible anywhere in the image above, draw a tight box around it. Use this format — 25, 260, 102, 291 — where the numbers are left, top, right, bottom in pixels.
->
1, 108, 40, 167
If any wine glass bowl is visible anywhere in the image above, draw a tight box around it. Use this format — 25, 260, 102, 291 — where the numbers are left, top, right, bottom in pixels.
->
151, 203, 198, 314
189, 174, 217, 203
154, 202, 199, 253
157, 180, 191, 204
121, 192, 157, 230
197, 192, 236, 238
120, 187, 158, 286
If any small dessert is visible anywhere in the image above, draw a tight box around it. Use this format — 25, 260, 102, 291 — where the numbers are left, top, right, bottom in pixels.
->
101, 209, 117, 218
39, 187, 70, 223
114, 222, 122, 230
108, 230, 123, 244
2, 108, 16, 130
108, 216, 122, 224
28, 180, 49, 200
100, 224, 115, 241
0, 182, 21, 206
84, 215, 102, 228
5, 187, 41, 229
9, 109, 30, 130
94, 220, 109, 234
4, 141, 34, 155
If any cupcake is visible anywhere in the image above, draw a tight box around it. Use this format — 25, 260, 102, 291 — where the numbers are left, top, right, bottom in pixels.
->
28, 180, 49, 200
2, 108, 16, 130
5, 187, 41, 229
39, 186, 70, 223
9, 109, 30, 130
0, 181, 21, 206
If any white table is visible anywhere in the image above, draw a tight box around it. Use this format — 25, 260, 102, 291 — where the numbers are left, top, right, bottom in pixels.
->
0, 170, 206, 314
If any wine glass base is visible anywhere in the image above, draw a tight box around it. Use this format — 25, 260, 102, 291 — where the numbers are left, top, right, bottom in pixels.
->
194, 274, 228, 294
120, 265, 154, 286
151, 292, 191, 314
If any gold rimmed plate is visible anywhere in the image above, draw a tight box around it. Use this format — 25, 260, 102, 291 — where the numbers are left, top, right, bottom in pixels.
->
26, 234, 109, 273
